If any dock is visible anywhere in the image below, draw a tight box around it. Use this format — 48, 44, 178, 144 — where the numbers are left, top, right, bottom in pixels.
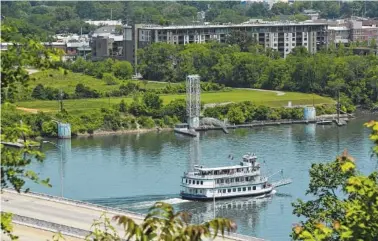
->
1, 139, 40, 148
174, 128, 198, 137
1, 189, 264, 241
195, 114, 351, 132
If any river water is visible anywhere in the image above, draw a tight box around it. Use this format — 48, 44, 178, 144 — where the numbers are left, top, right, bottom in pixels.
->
27, 115, 377, 241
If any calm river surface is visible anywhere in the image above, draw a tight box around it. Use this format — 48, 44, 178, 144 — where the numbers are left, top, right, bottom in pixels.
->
27, 114, 377, 241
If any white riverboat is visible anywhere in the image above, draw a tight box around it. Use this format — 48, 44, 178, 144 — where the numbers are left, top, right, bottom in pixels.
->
180, 153, 292, 201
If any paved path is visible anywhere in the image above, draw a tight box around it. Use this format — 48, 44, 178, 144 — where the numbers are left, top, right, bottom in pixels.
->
1, 190, 263, 241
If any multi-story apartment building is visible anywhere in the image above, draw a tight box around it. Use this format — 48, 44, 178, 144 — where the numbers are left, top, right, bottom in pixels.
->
124, 21, 328, 66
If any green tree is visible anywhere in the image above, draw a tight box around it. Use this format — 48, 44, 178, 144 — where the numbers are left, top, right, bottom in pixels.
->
226, 106, 245, 124
142, 92, 163, 110
119, 99, 128, 113
102, 73, 118, 85
85, 202, 236, 241
113, 61, 133, 80
292, 122, 378, 241
1, 23, 62, 102
226, 30, 256, 52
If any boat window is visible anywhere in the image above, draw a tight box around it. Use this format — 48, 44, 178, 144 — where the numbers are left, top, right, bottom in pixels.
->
248, 187, 251, 191
197, 181, 199, 185
230, 178, 234, 183
238, 188, 241, 192
228, 189, 231, 193
253, 186, 256, 190
243, 187, 246, 191
185, 179, 188, 184
189, 180, 191, 184
201, 181, 203, 185
223, 189, 226, 193
218, 190, 221, 193
240, 177, 244, 182
233, 188, 236, 192
199, 190, 202, 193
236, 178, 239, 182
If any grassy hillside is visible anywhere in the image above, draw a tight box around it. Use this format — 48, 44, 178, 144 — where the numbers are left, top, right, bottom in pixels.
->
30, 70, 176, 95
17, 89, 335, 115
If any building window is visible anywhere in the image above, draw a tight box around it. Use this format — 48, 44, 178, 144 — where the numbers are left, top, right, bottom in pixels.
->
253, 186, 256, 190
286, 43, 289, 46
238, 188, 241, 192
228, 189, 231, 193
292, 43, 295, 46
243, 187, 246, 192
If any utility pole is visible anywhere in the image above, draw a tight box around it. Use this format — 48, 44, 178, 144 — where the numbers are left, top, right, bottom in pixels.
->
337, 89, 340, 124
59, 89, 63, 112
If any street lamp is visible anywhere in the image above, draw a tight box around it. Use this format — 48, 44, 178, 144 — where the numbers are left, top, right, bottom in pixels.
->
42, 141, 64, 198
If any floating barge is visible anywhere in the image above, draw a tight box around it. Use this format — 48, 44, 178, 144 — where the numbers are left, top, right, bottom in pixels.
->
174, 123, 198, 137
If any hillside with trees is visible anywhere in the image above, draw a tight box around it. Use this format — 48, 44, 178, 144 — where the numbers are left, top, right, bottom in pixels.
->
138, 42, 378, 109
2, 1, 378, 41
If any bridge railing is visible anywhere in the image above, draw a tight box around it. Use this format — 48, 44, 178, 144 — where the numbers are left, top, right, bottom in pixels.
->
4, 188, 145, 219
5, 188, 264, 241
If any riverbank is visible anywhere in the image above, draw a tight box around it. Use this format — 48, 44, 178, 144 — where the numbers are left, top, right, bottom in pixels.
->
73, 113, 351, 137
76, 127, 173, 137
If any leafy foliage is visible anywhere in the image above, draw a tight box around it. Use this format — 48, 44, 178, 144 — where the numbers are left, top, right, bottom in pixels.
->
86, 202, 237, 241
292, 122, 378, 241
137, 42, 377, 108
1, 23, 63, 103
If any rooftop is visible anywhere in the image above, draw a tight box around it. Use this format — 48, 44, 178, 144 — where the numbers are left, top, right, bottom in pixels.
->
137, 21, 328, 30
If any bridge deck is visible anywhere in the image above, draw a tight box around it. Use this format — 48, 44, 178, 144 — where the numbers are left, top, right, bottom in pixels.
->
1, 190, 263, 241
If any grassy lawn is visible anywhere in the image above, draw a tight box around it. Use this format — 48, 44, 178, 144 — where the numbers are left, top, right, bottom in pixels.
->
30, 69, 176, 94
17, 89, 335, 115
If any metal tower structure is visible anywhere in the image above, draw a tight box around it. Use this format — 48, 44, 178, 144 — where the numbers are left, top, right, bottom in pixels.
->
188, 135, 200, 171
186, 75, 201, 129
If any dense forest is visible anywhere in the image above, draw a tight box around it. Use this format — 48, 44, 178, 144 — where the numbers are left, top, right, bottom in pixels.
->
2, 1, 378, 41
138, 41, 378, 108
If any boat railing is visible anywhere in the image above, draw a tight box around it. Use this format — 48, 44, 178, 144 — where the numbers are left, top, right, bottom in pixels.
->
184, 170, 260, 179
215, 179, 267, 187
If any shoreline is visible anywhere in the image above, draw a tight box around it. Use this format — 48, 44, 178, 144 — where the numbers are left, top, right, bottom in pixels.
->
76, 127, 173, 137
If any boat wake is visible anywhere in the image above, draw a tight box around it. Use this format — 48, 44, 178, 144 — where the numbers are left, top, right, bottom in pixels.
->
129, 198, 191, 209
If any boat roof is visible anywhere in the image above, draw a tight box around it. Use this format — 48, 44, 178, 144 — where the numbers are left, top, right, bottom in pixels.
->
196, 164, 250, 172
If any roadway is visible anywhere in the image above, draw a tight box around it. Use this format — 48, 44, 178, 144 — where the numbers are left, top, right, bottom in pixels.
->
1, 190, 263, 241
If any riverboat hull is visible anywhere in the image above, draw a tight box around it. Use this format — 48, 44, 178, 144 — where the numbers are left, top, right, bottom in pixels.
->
180, 188, 274, 201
